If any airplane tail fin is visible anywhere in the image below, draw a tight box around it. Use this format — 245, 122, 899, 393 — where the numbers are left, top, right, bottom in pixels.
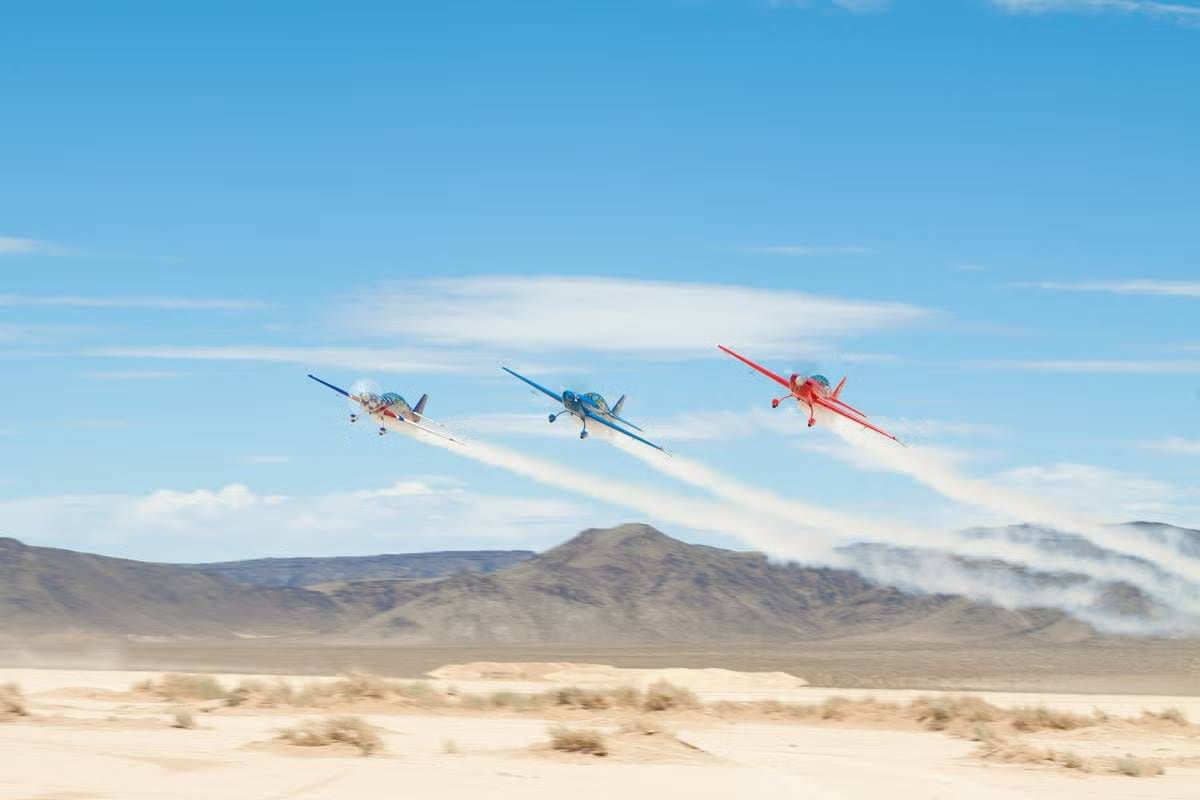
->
832, 377, 847, 400
413, 394, 428, 418
612, 394, 626, 417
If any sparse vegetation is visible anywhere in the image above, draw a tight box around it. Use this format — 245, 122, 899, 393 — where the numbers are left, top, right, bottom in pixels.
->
1115, 755, 1164, 777
0, 683, 29, 719
226, 671, 447, 709
1008, 705, 1094, 732
621, 717, 667, 736
135, 673, 226, 701
442, 738, 460, 754
1143, 707, 1188, 725
548, 725, 608, 756
641, 681, 699, 712
277, 715, 383, 756
170, 707, 197, 729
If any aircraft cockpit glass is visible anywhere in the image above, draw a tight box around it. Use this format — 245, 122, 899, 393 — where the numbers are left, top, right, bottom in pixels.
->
584, 392, 607, 410
381, 392, 405, 407
811, 375, 831, 388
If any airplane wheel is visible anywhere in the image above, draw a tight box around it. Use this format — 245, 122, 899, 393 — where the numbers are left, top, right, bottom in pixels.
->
548, 414, 556, 423
807, 419, 815, 428
580, 431, 588, 440
771, 399, 780, 409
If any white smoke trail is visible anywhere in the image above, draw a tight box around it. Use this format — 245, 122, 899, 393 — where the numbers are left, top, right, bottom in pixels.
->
396, 422, 1198, 632
821, 411, 1200, 586
608, 435, 1200, 617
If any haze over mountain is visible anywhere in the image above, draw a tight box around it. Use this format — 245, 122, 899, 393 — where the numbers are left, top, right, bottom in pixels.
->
0, 524, 1111, 644
178, 550, 534, 588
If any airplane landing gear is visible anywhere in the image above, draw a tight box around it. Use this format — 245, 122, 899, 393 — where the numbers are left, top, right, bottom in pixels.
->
807, 417, 816, 428
549, 413, 557, 423
580, 430, 589, 440
378, 426, 387, 436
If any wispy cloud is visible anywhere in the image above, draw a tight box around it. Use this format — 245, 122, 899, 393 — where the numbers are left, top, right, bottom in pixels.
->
982, 359, 1200, 373
1013, 280, 1200, 297
342, 276, 927, 359
0, 479, 592, 560
746, 244, 873, 256
0, 236, 72, 256
1144, 437, 1200, 455
991, 0, 1200, 21
768, 0, 890, 11
0, 295, 269, 311
92, 345, 495, 374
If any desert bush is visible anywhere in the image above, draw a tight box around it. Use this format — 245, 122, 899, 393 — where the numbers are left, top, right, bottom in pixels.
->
820, 697, 850, 721
138, 673, 226, 701
1008, 705, 1093, 732
912, 695, 1000, 731
278, 715, 382, 756
548, 725, 607, 756
1115, 755, 1164, 777
642, 681, 699, 712
171, 707, 197, 729
0, 683, 29, 719
1143, 707, 1188, 725
443, 738, 460, 754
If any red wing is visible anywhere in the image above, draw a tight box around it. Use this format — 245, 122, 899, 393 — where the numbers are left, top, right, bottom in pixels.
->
717, 345, 790, 389
812, 395, 901, 444
830, 397, 866, 417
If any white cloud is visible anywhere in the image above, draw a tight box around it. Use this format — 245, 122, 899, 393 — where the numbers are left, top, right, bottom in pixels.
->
745, 244, 873, 256
342, 276, 928, 359
0, 236, 71, 256
991, 0, 1200, 20
1143, 437, 1200, 455
983, 359, 1200, 373
1, 479, 593, 561
0, 295, 268, 311
998, 462, 1200, 524
1014, 280, 1200, 297
93, 345, 496, 375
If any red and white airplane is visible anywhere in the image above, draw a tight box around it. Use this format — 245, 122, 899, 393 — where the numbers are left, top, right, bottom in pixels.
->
717, 345, 902, 444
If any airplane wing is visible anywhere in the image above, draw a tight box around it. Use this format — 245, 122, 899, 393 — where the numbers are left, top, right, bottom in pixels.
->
578, 394, 646, 432
502, 366, 564, 403
717, 345, 790, 389
402, 417, 464, 445
811, 395, 903, 445
308, 373, 353, 398
581, 407, 668, 453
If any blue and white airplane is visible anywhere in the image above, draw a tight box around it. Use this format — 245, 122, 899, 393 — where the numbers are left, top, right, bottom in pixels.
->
501, 367, 667, 453
308, 374, 462, 444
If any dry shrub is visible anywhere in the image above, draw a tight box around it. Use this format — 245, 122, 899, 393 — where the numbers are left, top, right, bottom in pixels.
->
1009, 705, 1093, 732
551, 686, 612, 710
227, 672, 447, 709
912, 695, 1001, 731
820, 697, 850, 721
642, 681, 699, 712
1143, 707, 1188, 725
443, 738, 460, 754
548, 725, 607, 756
0, 683, 29, 719
278, 715, 382, 756
137, 673, 226, 701
171, 707, 197, 729
1115, 755, 1164, 777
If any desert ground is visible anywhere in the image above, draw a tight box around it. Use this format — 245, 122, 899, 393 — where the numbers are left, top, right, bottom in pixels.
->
2, 648, 1199, 799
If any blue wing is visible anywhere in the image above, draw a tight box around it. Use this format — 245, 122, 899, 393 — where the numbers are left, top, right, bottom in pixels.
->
582, 407, 667, 453
608, 411, 644, 432
502, 367, 563, 403
308, 374, 352, 398
577, 394, 645, 432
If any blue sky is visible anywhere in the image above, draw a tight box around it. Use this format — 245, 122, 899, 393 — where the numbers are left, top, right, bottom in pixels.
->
2, 0, 1198, 562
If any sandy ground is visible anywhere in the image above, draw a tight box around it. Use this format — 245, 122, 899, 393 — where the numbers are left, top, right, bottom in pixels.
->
2, 664, 1199, 799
